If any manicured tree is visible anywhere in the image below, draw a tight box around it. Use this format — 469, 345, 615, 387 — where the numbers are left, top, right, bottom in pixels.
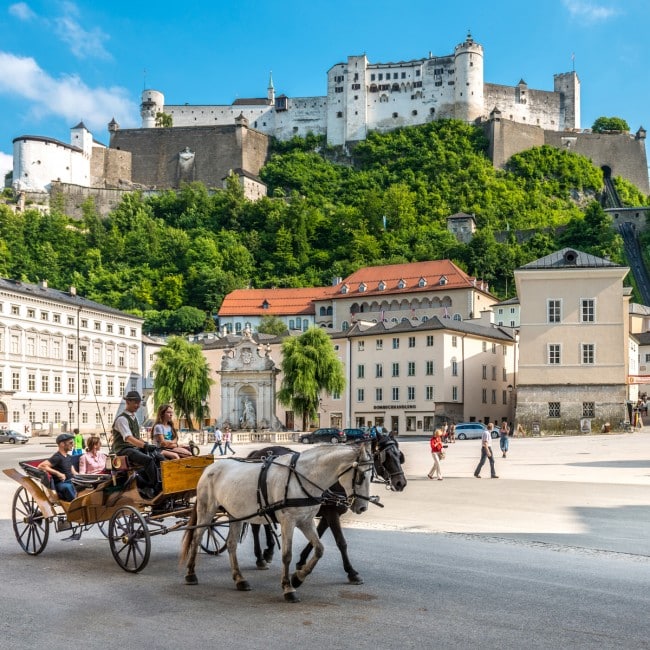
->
277, 328, 345, 430
152, 337, 214, 429
257, 315, 288, 335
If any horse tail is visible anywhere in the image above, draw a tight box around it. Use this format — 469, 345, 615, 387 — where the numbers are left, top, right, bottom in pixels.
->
180, 501, 198, 565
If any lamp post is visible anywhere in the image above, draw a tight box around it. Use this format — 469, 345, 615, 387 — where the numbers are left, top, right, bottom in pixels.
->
67, 400, 73, 432
507, 384, 515, 428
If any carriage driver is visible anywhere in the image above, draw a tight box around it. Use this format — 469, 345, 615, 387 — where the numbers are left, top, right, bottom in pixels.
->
111, 391, 160, 498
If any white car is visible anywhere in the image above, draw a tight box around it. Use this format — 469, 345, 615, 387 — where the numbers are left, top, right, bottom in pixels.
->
454, 422, 499, 440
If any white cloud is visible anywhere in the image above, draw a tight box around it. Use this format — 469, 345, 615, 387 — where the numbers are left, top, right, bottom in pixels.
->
8, 2, 36, 21
0, 51, 139, 133
0, 151, 12, 180
9, 1, 111, 60
562, 0, 620, 22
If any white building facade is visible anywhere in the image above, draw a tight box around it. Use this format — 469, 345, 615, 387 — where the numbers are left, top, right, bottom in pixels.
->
0, 278, 144, 435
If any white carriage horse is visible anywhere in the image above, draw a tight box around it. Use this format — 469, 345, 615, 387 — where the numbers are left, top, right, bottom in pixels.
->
180, 443, 375, 602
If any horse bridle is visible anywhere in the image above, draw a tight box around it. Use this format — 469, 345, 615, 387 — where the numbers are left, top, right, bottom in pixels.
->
372, 436, 404, 490
331, 448, 378, 508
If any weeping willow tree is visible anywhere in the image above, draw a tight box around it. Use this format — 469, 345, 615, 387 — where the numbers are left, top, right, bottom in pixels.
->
152, 336, 214, 429
277, 328, 346, 430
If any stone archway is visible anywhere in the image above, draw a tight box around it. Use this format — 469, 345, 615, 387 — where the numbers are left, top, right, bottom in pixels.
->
0, 402, 7, 423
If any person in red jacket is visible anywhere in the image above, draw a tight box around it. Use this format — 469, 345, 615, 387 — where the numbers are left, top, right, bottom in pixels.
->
427, 429, 444, 481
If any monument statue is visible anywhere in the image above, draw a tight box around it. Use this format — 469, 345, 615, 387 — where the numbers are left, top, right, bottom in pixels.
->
241, 396, 256, 429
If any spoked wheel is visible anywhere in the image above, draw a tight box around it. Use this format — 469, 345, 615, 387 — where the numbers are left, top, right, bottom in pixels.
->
108, 506, 151, 573
12, 487, 50, 555
200, 514, 230, 555
97, 520, 109, 538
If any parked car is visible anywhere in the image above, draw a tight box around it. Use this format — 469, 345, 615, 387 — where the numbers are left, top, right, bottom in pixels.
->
343, 427, 370, 441
299, 427, 347, 444
0, 429, 30, 444
454, 422, 499, 440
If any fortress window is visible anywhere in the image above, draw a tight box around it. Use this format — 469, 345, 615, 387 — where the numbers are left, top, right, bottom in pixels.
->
378, 73, 383, 81
412, 110, 418, 116
448, 81, 454, 85
371, 73, 376, 81
401, 72, 406, 78
392, 112, 398, 118
351, 83, 360, 90
337, 112, 343, 118
435, 81, 442, 87
354, 73, 359, 81
415, 69, 421, 76
393, 73, 398, 79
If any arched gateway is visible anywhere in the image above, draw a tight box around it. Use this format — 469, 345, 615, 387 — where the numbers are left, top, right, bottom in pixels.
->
217, 328, 282, 431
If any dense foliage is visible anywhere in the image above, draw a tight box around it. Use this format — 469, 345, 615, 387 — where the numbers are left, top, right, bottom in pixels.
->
1, 119, 644, 333
592, 116, 630, 133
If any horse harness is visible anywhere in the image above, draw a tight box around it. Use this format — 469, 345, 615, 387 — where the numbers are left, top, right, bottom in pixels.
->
372, 435, 403, 489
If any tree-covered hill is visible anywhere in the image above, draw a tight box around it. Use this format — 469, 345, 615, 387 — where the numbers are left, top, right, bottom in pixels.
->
1, 119, 647, 334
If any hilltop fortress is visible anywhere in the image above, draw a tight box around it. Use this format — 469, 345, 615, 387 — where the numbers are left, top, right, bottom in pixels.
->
9, 33, 649, 215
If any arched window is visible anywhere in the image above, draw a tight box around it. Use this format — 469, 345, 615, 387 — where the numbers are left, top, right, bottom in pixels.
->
235, 322, 242, 333
302, 319, 309, 331
326, 306, 333, 316
320, 306, 327, 316
342, 320, 350, 331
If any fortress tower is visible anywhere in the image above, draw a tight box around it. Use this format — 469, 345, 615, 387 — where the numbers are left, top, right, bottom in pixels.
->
553, 71, 580, 130
141, 89, 165, 128
454, 32, 484, 122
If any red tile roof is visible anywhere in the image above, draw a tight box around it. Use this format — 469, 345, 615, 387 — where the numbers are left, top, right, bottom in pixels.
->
219, 286, 338, 317
333, 260, 489, 299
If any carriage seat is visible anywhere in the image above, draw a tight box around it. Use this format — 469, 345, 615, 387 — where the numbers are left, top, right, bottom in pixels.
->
20, 459, 55, 490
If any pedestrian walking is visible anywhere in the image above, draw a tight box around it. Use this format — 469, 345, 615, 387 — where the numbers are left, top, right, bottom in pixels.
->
427, 429, 444, 481
72, 428, 84, 456
500, 420, 510, 458
222, 426, 235, 455
474, 423, 498, 479
210, 426, 224, 455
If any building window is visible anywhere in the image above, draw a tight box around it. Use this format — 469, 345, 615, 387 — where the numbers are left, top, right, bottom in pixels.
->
582, 343, 595, 364
549, 402, 561, 417
548, 299, 561, 323
492, 366, 497, 381
27, 308, 35, 318
95, 379, 101, 395
491, 389, 497, 404
54, 376, 61, 393
452, 336, 457, 347
375, 364, 383, 378
357, 341, 365, 351
425, 386, 434, 400
426, 335, 434, 347
12, 372, 20, 390
482, 341, 487, 352
408, 362, 416, 376
53, 313, 61, 323
581, 299, 595, 323
28, 374, 36, 391
482, 388, 487, 403
82, 378, 88, 395
392, 362, 400, 377
357, 364, 365, 379
67, 343, 74, 361
502, 390, 508, 405
408, 336, 415, 348
119, 326, 125, 335
67, 316, 74, 326
548, 344, 561, 365
492, 343, 497, 354
95, 321, 101, 330
375, 387, 383, 401
451, 360, 458, 376
376, 339, 383, 350
452, 386, 458, 401
482, 365, 487, 380
583, 402, 595, 417
425, 361, 434, 375
407, 386, 415, 401
68, 377, 75, 394
357, 388, 365, 402
41, 311, 49, 321
107, 324, 113, 333
392, 387, 399, 401
81, 319, 88, 328
107, 379, 114, 396
392, 338, 399, 349
41, 375, 49, 392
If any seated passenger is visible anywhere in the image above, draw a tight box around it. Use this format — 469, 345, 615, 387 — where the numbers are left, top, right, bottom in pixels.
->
38, 433, 78, 501
111, 391, 160, 497
152, 404, 192, 459
79, 435, 108, 474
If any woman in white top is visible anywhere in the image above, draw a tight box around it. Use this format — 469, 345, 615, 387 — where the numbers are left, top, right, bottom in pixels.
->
152, 404, 192, 460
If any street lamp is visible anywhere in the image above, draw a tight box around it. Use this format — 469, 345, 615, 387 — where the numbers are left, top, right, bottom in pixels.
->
67, 400, 73, 432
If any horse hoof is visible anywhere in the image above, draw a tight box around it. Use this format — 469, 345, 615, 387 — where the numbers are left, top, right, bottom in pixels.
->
348, 574, 364, 585
185, 574, 198, 585
236, 580, 252, 591
284, 591, 300, 603
256, 560, 269, 570
263, 551, 274, 563
290, 574, 304, 589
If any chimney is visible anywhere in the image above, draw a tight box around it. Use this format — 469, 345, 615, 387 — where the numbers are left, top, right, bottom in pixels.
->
40, 279, 48, 289
69, 286, 77, 296
480, 309, 495, 325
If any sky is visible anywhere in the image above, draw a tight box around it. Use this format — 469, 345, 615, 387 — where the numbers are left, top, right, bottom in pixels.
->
1, 0, 649, 181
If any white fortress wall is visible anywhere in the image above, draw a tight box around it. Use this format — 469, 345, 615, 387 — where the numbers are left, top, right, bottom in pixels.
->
13, 137, 88, 192
164, 104, 275, 129
484, 83, 564, 131
273, 96, 327, 140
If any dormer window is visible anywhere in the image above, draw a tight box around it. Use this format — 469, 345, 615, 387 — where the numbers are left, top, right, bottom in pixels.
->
418, 277, 427, 287
262, 299, 270, 310
397, 279, 406, 289
358, 283, 367, 293
340, 284, 349, 294
378, 281, 386, 291
439, 276, 448, 285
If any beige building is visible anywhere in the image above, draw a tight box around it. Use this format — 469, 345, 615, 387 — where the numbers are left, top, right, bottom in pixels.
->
514, 248, 631, 433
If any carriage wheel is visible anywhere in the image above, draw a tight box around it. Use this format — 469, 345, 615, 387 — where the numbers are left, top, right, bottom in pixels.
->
200, 514, 229, 555
97, 520, 109, 538
11, 487, 50, 555
108, 506, 151, 573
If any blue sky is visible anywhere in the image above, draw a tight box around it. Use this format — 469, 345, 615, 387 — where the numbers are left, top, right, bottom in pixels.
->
1, 0, 649, 182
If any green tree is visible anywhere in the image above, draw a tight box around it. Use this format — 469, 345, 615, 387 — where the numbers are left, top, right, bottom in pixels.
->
592, 116, 630, 133
155, 112, 173, 127
258, 315, 288, 335
152, 337, 214, 429
277, 328, 345, 430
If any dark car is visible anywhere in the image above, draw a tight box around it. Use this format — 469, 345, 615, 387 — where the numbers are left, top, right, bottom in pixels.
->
0, 429, 30, 444
299, 427, 347, 444
343, 428, 370, 442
